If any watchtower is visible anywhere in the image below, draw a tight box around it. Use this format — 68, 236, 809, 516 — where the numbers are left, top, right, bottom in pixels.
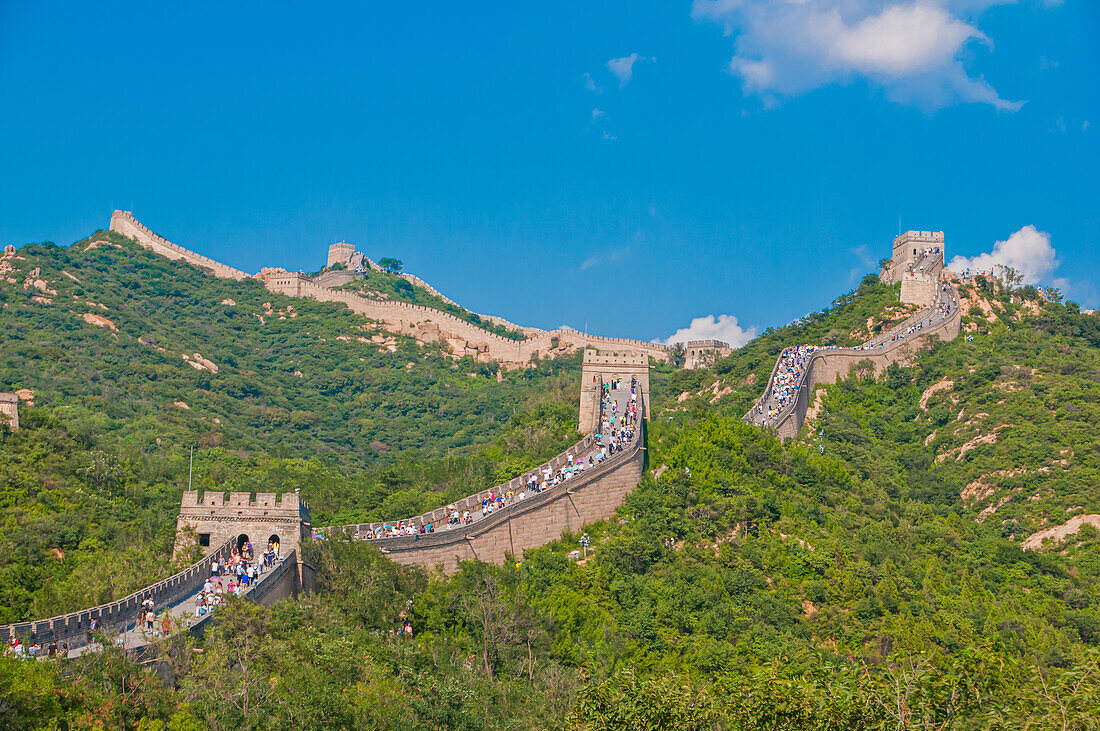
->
684, 340, 733, 369
0, 393, 18, 431
174, 491, 311, 562
579, 349, 650, 434
327, 241, 355, 269
881, 231, 945, 283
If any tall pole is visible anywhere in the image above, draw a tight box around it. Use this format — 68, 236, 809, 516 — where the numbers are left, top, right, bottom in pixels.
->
188, 445, 194, 491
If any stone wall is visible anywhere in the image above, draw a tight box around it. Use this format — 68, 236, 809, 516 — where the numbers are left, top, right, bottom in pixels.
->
332, 419, 646, 573
263, 272, 671, 365
112, 212, 670, 366
174, 491, 311, 561
579, 349, 649, 433
0, 392, 17, 431
772, 300, 961, 439
684, 340, 733, 370
1, 539, 234, 650
109, 211, 252, 281
327, 242, 355, 269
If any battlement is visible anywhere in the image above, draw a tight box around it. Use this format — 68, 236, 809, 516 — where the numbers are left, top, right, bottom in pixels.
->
109, 210, 252, 281
175, 490, 311, 560
683, 340, 734, 369
327, 242, 355, 268
179, 490, 303, 512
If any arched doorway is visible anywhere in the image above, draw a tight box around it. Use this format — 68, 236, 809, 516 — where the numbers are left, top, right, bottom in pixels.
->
267, 534, 280, 563
236, 533, 253, 560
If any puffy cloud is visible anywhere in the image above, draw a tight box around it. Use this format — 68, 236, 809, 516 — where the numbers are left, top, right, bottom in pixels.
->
691, 0, 1025, 110
582, 72, 600, 92
657, 314, 757, 348
606, 53, 654, 85
948, 225, 1058, 284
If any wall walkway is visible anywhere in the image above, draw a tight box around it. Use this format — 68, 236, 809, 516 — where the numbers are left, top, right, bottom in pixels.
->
747, 282, 961, 439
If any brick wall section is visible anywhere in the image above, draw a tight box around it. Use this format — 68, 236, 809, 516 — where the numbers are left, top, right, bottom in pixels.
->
1, 539, 235, 649
110, 211, 669, 365
351, 423, 646, 573
771, 299, 961, 439
264, 272, 672, 365
109, 211, 252, 281
579, 350, 650, 433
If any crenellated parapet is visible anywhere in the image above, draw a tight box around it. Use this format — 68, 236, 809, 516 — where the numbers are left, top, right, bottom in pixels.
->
109, 211, 252, 281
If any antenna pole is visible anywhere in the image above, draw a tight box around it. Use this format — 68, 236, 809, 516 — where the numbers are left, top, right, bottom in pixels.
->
188, 445, 194, 491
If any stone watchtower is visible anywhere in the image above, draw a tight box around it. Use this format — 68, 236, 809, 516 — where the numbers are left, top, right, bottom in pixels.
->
327, 242, 355, 269
174, 491, 311, 562
0, 393, 18, 431
880, 230, 945, 307
578, 349, 650, 434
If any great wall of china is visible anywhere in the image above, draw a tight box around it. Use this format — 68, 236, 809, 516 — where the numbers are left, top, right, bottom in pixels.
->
109, 210, 675, 366
1, 215, 960, 653
746, 230, 961, 439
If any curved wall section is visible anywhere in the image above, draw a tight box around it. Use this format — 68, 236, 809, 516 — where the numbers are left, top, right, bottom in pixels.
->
0, 539, 234, 650
327, 417, 645, 573
772, 294, 960, 439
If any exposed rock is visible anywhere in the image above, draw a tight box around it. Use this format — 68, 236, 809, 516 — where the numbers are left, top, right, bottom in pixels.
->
81, 313, 118, 331
174, 401, 190, 410
1022, 514, 1100, 551
918, 379, 954, 411
31, 296, 52, 305
370, 440, 390, 453
182, 353, 219, 373
62, 270, 81, 282
220, 298, 236, 306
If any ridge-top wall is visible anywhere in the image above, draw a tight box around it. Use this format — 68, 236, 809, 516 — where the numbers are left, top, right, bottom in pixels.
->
109, 211, 252, 281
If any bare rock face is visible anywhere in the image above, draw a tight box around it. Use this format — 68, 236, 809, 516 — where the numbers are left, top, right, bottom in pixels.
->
182, 353, 219, 373
81, 313, 118, 331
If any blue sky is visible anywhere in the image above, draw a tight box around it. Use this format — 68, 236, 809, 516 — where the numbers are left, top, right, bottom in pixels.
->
1, 1, 1097, 344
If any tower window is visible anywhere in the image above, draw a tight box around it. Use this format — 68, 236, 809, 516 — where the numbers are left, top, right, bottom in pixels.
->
198, 533, 211, 547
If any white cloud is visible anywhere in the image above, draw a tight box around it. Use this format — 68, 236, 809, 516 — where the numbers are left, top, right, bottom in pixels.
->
582, 72, 600, 92
692, 0, 1025, 110
591, 108, 604, 120
607, 53, 654, 85
581, 247, 629, 270
657, 314, 757, 347
948, 225, 1059, 284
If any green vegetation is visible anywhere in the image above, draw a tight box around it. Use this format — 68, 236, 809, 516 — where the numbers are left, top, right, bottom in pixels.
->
335, 268, 527, 340
3, 239, 1100, 729
0, 234, 579, 621
650, 275, 918, 418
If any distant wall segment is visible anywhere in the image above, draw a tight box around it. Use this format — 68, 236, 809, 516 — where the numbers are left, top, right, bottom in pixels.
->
109, 211, 252, 281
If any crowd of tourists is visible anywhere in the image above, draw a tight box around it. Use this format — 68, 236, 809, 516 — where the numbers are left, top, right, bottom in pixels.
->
355, 377, 640, 541
749, 283, 959, 427
194, 539, 276, 617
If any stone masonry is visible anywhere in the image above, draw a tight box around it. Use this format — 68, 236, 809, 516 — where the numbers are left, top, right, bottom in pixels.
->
684, 340, 733, 370
366, 434, 645, 573
174, 491, 311, 562
579, 349, 650, 433
0, 392, 18, 431
112, 211, 672, 367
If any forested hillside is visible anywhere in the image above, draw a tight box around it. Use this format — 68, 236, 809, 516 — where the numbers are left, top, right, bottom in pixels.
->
0, 233, 581, 622
3, 245, 1100, 729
